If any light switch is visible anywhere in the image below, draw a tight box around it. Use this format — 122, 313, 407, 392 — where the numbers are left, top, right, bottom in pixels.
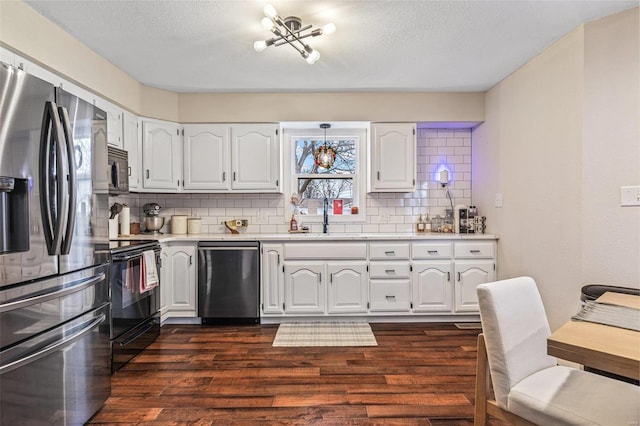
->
494, 193, 503, 208
621, 186, 640, 206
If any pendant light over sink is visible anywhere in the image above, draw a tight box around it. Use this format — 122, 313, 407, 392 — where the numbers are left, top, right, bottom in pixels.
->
253, 4, 336, 64
314, 123, 336, 169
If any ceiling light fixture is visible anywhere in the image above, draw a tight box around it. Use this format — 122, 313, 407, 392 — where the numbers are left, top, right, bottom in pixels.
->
254, 4, 335, 64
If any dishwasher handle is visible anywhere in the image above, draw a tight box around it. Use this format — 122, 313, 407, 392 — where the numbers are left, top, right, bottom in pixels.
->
198, 247, 258, 251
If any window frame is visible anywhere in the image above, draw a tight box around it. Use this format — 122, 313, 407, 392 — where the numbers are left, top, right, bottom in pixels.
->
282, 123, 368, 224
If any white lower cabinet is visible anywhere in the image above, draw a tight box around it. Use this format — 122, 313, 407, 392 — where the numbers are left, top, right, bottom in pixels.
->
261, 243, 285, 315
327, 262, 368, 314
369, 280, 411, 312
412, 261, 454, 312
454, 260, 495, 312
260, 238, 497, 319
284, 262, 325, 314
161, 243, 197, 319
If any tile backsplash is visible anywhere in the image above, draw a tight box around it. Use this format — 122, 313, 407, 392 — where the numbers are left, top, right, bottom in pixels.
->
110, 129, 473, 235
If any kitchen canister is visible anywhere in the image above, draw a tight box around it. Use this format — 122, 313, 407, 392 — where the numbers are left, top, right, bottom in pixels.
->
187, 217, 202, 234
119, 205, 130, 236
171, 215, 188, 234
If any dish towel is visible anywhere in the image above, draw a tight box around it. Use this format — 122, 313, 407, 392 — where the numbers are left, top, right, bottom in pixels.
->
139, 250, 159, 293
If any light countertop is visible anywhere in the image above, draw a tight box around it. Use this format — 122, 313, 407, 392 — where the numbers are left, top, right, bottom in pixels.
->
113, 232, 499, 243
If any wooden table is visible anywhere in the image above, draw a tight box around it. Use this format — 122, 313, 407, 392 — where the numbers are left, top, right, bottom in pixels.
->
547, 292, 640, 380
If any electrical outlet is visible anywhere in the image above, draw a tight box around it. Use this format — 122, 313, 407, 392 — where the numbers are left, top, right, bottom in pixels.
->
381, 208, 390, 222
621, 186, 640, 206
494, 193, 503, 208
256, 211, 268, 224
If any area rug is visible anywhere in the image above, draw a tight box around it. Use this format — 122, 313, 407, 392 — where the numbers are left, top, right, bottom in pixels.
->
272, 322, 377, 347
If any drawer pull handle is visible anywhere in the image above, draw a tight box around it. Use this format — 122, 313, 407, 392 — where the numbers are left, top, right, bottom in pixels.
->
428, 250, 439, 254
385, 269, 396, 274
385, 295, 396, 301
470, 250, 481, 254
385, 251, 396, 256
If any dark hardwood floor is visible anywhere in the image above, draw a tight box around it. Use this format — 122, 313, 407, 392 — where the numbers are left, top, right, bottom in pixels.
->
89, 323, 506, 425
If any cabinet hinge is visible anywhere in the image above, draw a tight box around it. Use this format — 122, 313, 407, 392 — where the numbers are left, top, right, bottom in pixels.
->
413, 128, 416, 135
275, 128, 279, 136
181, 128, 184, 136
494, 263, 496, 271
176, 129, 180, 136
413, 179, 416, 186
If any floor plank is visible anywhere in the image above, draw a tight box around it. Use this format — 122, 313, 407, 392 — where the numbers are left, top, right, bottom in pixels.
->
88, 323, 507, 425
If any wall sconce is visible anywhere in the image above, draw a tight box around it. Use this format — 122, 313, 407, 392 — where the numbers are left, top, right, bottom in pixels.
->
439, 169, 449, 187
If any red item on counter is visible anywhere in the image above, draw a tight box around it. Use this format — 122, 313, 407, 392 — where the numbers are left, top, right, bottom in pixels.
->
333, 199, 343, 215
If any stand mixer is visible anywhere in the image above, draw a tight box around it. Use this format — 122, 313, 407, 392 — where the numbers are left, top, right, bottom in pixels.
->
143, 203, 164, 234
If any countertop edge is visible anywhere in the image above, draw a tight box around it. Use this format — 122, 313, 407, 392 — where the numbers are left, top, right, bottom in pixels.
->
113, 233, 499, 243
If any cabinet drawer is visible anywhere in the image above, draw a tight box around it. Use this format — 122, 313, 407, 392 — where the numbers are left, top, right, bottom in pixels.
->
369, 280, 411, 312
369, 243, 410, 260
412, 242, 452, 259
283, 243, 367, 260
369, 262, 410, 279
454, 242, 495, 259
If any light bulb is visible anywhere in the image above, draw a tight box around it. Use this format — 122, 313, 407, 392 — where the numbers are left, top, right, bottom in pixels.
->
254, 40, 267, 52
263, 4, 278, 19
322, 23, 336, 35
306, 49, 320, 64
261, 17, 275, 31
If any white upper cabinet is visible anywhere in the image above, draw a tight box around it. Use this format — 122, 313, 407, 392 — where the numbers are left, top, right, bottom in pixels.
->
231, 124, 280, 191
369, 123, 416, 192
94, 98, 124, 149
183, 124, 230, 190
142, 119, 182, 191
122, 111, 140, 190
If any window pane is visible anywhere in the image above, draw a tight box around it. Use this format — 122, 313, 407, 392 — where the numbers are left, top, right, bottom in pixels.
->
297, 178, 353, 209
294, 138, 356, 174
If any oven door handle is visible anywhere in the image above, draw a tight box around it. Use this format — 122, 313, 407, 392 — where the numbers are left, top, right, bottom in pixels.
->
112, 248, 160, 262
0, 273, 105, 313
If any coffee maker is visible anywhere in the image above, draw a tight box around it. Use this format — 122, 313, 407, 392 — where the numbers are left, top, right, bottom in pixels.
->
143, 203, 164, 234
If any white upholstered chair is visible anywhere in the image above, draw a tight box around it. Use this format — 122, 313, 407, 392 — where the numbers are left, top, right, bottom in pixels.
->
475, 276, 640, 426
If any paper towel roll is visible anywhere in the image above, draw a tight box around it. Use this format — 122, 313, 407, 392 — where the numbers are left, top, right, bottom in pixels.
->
119, 206, 130, 236
109, 217, 118, 239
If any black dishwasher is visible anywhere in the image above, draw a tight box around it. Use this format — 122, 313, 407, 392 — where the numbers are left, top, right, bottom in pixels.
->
197, 241, 260, 324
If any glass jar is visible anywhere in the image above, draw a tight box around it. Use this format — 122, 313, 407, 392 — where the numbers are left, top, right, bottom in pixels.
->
443, 209, 454, 233
431, 214, 443, 233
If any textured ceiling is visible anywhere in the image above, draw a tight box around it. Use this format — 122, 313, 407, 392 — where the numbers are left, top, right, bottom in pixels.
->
24, 0, 637, 93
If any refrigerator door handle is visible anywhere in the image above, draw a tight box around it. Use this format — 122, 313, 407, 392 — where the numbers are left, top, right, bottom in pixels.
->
0, 313, 106, 375
58, 106, 76, 255
39, 101, 65, 255
0, 272, 105, 314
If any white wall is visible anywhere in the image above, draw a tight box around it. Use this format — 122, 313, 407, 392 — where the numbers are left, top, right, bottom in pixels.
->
581, 9, 640, 286
473, 7, 639, 330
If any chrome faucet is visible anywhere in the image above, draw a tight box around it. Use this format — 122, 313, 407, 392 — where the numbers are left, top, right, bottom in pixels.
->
323, 197, 329, 234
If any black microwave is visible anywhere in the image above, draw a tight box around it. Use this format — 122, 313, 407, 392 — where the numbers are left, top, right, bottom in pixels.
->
107, 146, 129, 195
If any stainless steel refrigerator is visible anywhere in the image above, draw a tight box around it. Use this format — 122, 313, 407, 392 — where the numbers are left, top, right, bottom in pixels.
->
0, 61, 111, 425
